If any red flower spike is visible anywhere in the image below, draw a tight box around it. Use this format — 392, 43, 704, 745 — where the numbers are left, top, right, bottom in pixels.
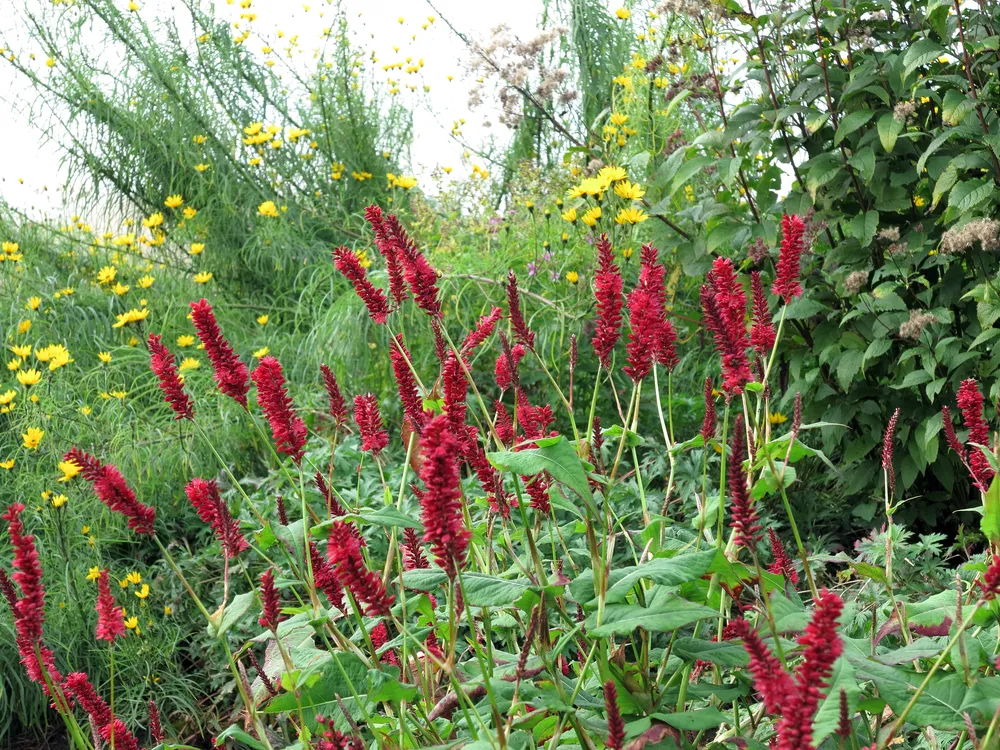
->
516, 389, 555, 441
506, 270, 535, 349
772, 214, 806, 303
750, 272, 776, 356
980, 554, 1000, 599
332, 246, 391, 324
253, 356, 308, 464
767, 528, 799, 584
592, 233, 624, 368
353, 394, 389, 456
320, 364, 348, 428
189, 299, 250, 408
461, 306, 503, 355
4, 504, 63, 694
882, 408, 901, 498
623, 281, 657, 382
700, 378, 716, 442
389, 334, 428, 435
310, 541, 346, 612
941, 405, 967, 462
728, 417, 762, 549
64, 672, 112, 733
0, 569, 16, 609
95, 570, 126, 642
424, 629, 446, 662
315, 472, 347, 517
443, 353, 468, 433
385, 213, 441, 317
604, 680, 625, 750
525, 474, 551, 515
184, 478, 248, 558
327, 520, 394, 616
364, 205, 408, 307
775, 590, 844, 750
101, 718, 141, 750
402, 527, 430, 569
957, 378, 995, 493
258, 568, 283, 630
147, 333, 194, 419
65, 449, 156, 535
731, 618, 795, 715
463, 427, 511, 518
494, 400, 514, 445
638, 244, 679, 371
701, 269, 752, 397
495, 343, 525, 391
149, 699, 164, 743
417, 415, 471, 579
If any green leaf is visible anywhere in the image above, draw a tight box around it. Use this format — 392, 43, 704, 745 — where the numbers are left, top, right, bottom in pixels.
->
312, 507, 421, 536
605, 549, 719, 603
903, 38, 945, 78
214, 725, 268, 750
834, 110, 875, 145
672, 637, 749, 667
263, 653, 369, 716
877, 113, 903, 153
942, 89, 976, 125
402, 570, 537, 607
587, 596, 718, 636
982, 475, 1000, 545
813, 657, 860, 746
670, 156, 714, 196
653, 707, 728, 731
949, 178, 994, 214
751, 464, 797, 499
207, 591, 255, 638
489, 436, 595, 513
837, 349, 865, 390
917, 130, 954, 175
931, 166, 958, 210
847, 147, 876, 182
367, 668, 417, 703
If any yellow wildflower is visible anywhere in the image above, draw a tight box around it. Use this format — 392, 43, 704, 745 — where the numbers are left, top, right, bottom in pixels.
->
97, 266, 117, 284
58, 460, 80, 481
253, 347, 270, 359
581, 206, 602, 227
98, 352, 112, 363
176, 335, 195, 347
135, 584, 150, 599
143, 212, 164, 229
164, 194, 183, 209
87, 567, 101, 582
178, 357, 200, 371
51, 494, 67, 508
257, 314, 269, 325
18, 369, 42, 387
0, 459, 14, 470
613, 181, 645, 200
26, 297, 41, 311
194, 271, 213, 283
615, 207, 649, 225
112, 282, 130, 296
126, 571, 142, 585
22, 427, 44, 450
257, 201, 280, 218
190, 243, 205, 255
566, 271, 580, 284
138, 275, 155, 289
561, 208, 578, 223
615, 7, 631, 19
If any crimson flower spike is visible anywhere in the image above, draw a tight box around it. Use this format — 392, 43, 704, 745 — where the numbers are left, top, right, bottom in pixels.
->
252, 356, 308, 464
505, 270, 535, 349
189, 299, 250, 408
95, 569, 126, 642
417, 414, 471, 579
364, 204, 408, 307
385, 212, 441, 317
184, 478, 248, 558
749, 271, 776, 356
622, 278, 657, 382
767, 528, 799, 584
258, 568, 284, 630
639, 244, 679, 371
442, 352, 469, 434
327, 520, 395, 616
309, 541, 346, 612
772, 214, 806, 303
353, 394, 389, 456
728, 416, 762, 549
881, 408, 901, 498
701, 258, 752, 397
495, 342, 525, 392
65, 449, 156, 535
730, 618, 794, 715
604, 680, 625, 750
461, 306, 503, 356
319, 364, 348, 428
591, 233, 624, 368
147, 333, 194, 419
390, 334, 428, 435
148, 699, 165, 743
699, 378, 716, 442
332, 245, 390, 324
956, 378, 995, 493
4, 503, 63, 695
64, 673, 141, 750
775, 590, 844, 750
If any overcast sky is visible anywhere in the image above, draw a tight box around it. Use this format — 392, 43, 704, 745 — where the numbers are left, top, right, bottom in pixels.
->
0, 0, 545, 219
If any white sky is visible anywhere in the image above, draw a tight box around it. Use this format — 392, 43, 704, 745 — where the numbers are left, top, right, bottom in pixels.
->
0, 0, 545, 220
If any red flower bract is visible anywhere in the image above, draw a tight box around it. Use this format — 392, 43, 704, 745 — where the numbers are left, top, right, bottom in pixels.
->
320, 364, 349, 428
882, 408, 901, 498
699, 378, 716, 443
495, 343, 525, 391
64, 672, 111, 734
258, 568, 283, 630
310, 541, 346, 612
353, 394, 389, 456
252, 355, 308, 463
730, 618, 794, 715
149, 699, 165, 743
95, 569, 126, 642
327, 520, 394, 616
184, 478, 248, 558
749, 271, 775, 356
701, 258, 752, 396
772, 214, 806, 302
4, 503, 63, 695
604, 680, 625, 750
365, 204, 408, 308
390, 334, 428, 435
66, 448, 156, 535
386, 212, 442, 317
623, 284, 657, 382
461, 306, 503, 356
728, 416, 761, 549
147, 333, 194, 419
591, 233, 624, 368
333, 245, 391, 324
506, 270, 535, 349
190, 299, 250, 408
956, 378, 995, 493
417, 414, 471, 579
443, 352, 468, 434
767, 528, 799, 584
